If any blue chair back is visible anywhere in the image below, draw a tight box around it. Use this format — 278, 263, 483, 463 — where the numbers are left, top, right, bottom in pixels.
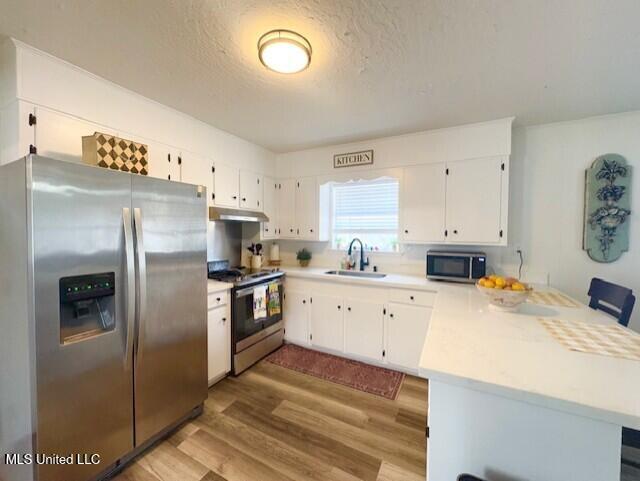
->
588, 278, 635, 327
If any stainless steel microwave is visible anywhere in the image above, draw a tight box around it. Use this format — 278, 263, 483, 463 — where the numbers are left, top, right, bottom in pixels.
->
426, 250, 487, 283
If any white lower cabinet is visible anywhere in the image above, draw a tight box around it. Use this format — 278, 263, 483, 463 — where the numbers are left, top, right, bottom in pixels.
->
386, 303, 432, 371
284, 290, 310, 345
207, 288, 231, 385
344, 298, 385, 362
283, 278, 436, 374
310, 294, 344, 352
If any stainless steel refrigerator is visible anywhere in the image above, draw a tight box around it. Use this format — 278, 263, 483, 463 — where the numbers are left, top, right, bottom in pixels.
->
0, 155, 208, 481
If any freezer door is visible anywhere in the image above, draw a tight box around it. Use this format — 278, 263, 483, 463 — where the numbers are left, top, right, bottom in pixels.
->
132, 175, 208, 445
30, 157, 135, 481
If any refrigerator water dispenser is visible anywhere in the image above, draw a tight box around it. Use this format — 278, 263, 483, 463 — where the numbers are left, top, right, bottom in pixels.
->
59, 272, 116, 344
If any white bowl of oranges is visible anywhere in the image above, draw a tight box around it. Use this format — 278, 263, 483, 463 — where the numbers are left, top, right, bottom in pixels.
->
476, 275, 532, 311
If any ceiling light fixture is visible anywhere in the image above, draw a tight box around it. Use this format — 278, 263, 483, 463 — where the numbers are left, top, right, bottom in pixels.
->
258, 29, 312, 74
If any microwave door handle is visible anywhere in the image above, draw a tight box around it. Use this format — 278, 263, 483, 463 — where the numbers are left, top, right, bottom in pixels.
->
133, 208, 147, 363
122, 208, 135, 368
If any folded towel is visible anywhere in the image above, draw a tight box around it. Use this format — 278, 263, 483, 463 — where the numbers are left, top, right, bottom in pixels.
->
268, 283, 281, 316
253, 285, 267, 320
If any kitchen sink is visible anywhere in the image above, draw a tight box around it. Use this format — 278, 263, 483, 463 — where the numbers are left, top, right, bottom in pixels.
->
324, 270, 387, 279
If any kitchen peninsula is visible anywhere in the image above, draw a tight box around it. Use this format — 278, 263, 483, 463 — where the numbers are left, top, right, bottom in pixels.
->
420, 284, 640, 481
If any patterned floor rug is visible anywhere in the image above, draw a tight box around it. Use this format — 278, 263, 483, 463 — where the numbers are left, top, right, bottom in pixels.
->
265, 343, 405, 400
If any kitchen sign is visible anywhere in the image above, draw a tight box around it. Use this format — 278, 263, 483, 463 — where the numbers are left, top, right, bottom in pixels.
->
333, 150, 374, 168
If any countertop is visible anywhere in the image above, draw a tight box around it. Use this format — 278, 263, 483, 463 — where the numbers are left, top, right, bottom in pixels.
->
281, 266, 440, 292
419, 283, 640, 429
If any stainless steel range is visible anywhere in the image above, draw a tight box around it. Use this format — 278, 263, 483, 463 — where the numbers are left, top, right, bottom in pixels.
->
208, 261, 284, 375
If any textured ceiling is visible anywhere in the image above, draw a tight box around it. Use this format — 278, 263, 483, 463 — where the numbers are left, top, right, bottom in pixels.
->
1, 0, 640, 152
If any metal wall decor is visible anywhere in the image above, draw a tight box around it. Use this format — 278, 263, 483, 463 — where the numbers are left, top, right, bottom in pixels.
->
334, 150, 374, 168
583, 154, 632, 262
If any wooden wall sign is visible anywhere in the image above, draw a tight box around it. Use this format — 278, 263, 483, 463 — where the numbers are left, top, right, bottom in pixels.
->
334, 150, 374, 168
583, 154, 632, 262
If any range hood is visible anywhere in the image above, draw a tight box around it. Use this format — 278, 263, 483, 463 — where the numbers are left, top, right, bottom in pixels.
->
208, 206, 269, 223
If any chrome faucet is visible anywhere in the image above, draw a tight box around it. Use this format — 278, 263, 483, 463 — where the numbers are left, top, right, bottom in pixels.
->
347, 238, 370, 271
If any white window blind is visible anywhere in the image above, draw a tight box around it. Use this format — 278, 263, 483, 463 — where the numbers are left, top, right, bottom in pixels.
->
331, 178, 399, 252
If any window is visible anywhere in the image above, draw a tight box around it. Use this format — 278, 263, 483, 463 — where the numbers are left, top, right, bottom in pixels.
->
330, 177, 399, 252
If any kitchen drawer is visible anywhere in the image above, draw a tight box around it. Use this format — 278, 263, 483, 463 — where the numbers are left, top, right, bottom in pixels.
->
208, 290, 229, 308
388, 289, 436, 307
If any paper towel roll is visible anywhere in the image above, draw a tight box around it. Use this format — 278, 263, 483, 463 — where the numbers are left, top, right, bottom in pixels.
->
270, 242, 280, 261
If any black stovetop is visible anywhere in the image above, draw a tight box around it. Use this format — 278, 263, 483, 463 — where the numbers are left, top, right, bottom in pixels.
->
207, 260, 283, 287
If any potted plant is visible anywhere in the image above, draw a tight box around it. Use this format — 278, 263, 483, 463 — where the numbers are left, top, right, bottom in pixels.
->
296, 248, 312, 267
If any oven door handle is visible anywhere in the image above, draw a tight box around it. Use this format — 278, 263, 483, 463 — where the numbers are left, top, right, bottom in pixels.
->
235, 280, 283, 298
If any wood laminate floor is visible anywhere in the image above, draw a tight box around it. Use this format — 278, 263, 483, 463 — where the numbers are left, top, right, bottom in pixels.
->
113, 360, 428, 481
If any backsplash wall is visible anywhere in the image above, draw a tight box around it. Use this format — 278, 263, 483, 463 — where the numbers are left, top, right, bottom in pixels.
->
242, 222, 513, 277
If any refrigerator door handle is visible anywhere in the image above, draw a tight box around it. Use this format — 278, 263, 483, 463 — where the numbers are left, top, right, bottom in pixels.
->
123, 208, 136, 368
134, 207, 148, 362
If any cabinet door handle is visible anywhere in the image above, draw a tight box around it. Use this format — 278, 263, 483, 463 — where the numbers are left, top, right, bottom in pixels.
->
302, 299, 306, 304
216, 297, 221, 302
410, 295, 414, 301
390, 313, 394, 318
242, 197, 246, 202
310, 229, 313, 233
347, 307, 351, 312
337, 305, 341, 310
404, 229, 409, 234
453, 229, 458, 234
232, 195, 237, 200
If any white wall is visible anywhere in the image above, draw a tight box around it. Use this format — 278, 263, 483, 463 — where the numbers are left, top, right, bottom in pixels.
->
269, 112, 639, 331
263, 118, 513, 275
277, 117, 513, 177
506, 111, 640, 330
1, 38, 276, 173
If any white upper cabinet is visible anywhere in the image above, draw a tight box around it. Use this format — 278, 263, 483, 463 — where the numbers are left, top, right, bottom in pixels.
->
445, 156, 506, 245
132, 137, 180, 182
213, 162, 240, 208
278, 178, 297, 238
33, 107, 116, 164
239, 170, 263, 211
261, 176, 278, 239
309, 294, 344, 352
344, 298, 385, 362
400, 163, 446, 243
295, 177, 317, 239
268, 177, 329, 241
179, 151, 213, 203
